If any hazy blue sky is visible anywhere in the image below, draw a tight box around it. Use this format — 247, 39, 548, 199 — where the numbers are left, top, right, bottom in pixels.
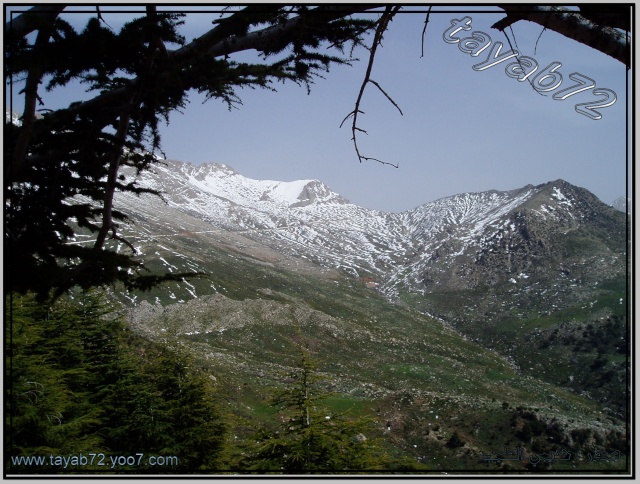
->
7, 5, 631, 212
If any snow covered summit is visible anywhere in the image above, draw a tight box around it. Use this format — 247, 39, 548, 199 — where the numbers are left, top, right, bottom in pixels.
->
148, 160, 348, 210
116, 159, 625, 302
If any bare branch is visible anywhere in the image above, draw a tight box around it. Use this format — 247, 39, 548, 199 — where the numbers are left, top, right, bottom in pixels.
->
508, 25, 520, 51
534, 26, 547, 55
110, 226, 138, 255
343, 6, 401, 168
359, 155, 399, 168
339, 109, 363, 128
95, 6, 113, 30
368, 79, 403, 116
420, 6, 433, 58
500, 29, 544, 97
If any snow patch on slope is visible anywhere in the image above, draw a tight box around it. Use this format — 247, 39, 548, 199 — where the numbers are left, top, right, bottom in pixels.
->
115, 159, 586, 302
261, 179, 316, 206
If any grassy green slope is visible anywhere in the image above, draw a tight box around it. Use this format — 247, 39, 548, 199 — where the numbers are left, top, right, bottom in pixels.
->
125, 235, 628, 473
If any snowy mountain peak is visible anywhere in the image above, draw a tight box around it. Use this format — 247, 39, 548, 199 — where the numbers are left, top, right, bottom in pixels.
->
115, 160, 625, 298
257, 179, 335, 207
611, 196, 631, 214
190, 162, 237, 178
289, 179, 350, 207
135, 159, 349, 212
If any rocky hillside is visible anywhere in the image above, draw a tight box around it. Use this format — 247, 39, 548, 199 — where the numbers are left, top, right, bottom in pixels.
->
123, 238, 628, 473
391, 181, 627, 316
612, 196, 631, 214
79, 159, 629, 472
111, 160, 627, 317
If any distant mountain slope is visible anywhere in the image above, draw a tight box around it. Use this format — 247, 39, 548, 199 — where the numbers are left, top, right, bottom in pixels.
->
112, 160, 626, 313
117, 159, 411, 278
389, 180, 626, 307
612, 196, 631, 214
101, 159, 628, 469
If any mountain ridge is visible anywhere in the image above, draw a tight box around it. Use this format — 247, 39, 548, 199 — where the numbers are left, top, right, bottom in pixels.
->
114, 159, 626, 304
106, 158, 628, 469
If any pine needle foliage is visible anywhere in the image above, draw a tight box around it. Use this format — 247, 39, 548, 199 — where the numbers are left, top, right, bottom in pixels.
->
5, 5, 376, 301
5, 291, 226, 474
4, 5, 630, 300
241, 347, 384, 474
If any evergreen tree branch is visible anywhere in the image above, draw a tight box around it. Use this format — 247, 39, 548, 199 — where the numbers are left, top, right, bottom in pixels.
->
65, 9, 165, 293
4, 4, 66, 39
11, 19, 56, 181
94, 6, 163, 253
12, 6, 379, 180
93, 105, 134, 252
169, 4, 285, 63
170, 4, 381, 63
494, 5, 630, 67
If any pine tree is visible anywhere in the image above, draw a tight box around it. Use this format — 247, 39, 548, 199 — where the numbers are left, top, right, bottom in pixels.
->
243, 347, 383, 474
5, 5, 629, 300
6, 292, 114, 465
6, 291, 227, 474
5, 5, 376, 301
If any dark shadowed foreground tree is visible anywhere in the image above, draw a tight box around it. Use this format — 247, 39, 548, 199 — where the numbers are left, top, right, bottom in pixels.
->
5, 5, 378, 300
6, 291, 226, 473
4, 5, 631, 300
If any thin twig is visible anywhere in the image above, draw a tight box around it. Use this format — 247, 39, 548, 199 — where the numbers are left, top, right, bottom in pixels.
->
501, 29, 544, 97
368, 79, 403, 116
342, 6, 401, 168
508, 25, 519, 50
110, 226, 138, 254
96, 6, 113, 30
339, 109, 363, 128
534, 26, 547, 55
420, 6, 433, 58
